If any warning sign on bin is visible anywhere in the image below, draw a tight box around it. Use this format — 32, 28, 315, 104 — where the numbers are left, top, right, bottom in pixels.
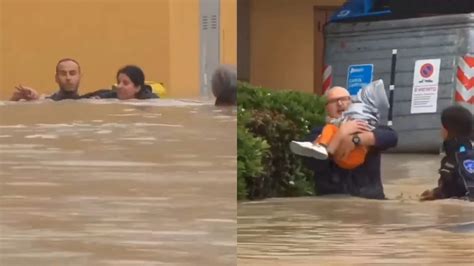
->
346, 64, 373, 96
410, 59, 441, 114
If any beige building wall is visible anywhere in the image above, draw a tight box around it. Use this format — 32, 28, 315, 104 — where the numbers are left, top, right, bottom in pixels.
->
220, 0, 237, 66
0, 0, 237, 99
249, 0, 345, 93
0, 0, 171, 98
168, 0, 200, 98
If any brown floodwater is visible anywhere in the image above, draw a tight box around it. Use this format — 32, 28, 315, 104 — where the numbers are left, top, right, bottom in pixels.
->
238, 154, 474, 265
0, 99, 236, 266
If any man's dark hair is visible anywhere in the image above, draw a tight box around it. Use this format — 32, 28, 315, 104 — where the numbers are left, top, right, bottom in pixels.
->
117, 65, 145, 87
55, 58, 81, 73
441, 105, 473, 139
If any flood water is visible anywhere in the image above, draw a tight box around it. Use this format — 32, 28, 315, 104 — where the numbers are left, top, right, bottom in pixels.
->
238, 154, 474, 265
0, 99, 236, 266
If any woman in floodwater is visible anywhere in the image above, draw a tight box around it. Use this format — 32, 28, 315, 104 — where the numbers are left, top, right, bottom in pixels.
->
83, 65, 159, 100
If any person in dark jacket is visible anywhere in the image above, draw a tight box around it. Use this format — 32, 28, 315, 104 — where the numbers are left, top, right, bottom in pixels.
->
89, 65, 158, 100
10, 62, 158, 101
298, 86, 398, 199
10, 58, 82, 101
420, 105, 473, 201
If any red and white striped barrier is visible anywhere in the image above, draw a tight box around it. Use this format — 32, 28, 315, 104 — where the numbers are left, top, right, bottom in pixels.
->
322, 65, 332, 94
456, 55, 474, 107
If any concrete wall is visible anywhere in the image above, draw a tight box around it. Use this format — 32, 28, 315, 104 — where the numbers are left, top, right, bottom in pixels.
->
249, 0, 345, 93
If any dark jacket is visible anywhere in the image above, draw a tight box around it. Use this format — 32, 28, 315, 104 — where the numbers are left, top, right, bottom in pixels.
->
47, 90, 81, 100
431, 137, 472, 199
303, 125, 398, 199
80, 85, 159, 99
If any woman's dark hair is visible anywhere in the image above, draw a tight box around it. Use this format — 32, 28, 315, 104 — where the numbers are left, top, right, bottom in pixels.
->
117, 65, 145, 88
441, 105, 473, 139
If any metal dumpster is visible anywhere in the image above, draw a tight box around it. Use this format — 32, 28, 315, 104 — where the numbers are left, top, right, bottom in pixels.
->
324, 13, 474, 152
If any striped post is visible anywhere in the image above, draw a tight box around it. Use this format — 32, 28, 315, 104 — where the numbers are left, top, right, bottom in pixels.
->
456, 55, 474, 110
322, 65, 332, 94
388, 49, 397, 126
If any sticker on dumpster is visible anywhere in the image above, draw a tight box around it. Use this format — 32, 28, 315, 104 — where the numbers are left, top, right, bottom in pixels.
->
337, 10, 351, 17
410, 59, 441, 114
346, 64, 374, 95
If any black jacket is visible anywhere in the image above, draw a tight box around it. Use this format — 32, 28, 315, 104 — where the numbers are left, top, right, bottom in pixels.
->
47, 90, 81, 100
433, 137, 472, 199
80, 85, 159, 99
304, 125, 398, 199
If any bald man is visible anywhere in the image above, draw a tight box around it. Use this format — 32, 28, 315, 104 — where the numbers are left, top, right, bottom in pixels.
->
293, 86, 369, 158
297, 86, 398, 199
291, 80, 390, 166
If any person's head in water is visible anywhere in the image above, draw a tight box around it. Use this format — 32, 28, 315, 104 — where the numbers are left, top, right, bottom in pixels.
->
212, 65, 236, 106
324, 86, 352, 119
440, 105, 473, 140
116, 65, 146, 100
55, 58, 81, 93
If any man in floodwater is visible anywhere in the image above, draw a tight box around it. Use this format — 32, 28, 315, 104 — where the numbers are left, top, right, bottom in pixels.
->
300, 86, 398, 199
10, 58, 82, 101
211, 65, 237, 106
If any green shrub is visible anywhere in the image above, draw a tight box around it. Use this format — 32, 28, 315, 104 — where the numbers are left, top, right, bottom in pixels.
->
237, 111, 270, 200
237, 82, 327, 200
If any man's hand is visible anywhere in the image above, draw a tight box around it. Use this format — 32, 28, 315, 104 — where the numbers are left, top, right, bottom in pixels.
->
10, 90, 24, 101
338, 120, 370, 136
330, 120, 370, 160
11, 85, 40, 101
420, 189, 436, 201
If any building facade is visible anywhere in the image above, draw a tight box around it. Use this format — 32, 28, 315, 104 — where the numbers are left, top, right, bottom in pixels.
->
0, 0, 236, 99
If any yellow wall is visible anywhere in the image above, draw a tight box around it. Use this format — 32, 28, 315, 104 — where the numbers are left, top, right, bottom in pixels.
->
168, 0, 236, 98
1, 0, 171, 99
249, 0, 345, 93
220, 0, 237, 66
0, 0, 237, 99
168, 0, 200, 98
0, 4, 3, 94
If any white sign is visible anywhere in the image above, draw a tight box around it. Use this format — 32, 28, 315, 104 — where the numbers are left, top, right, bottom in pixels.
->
410, 59, 441, 114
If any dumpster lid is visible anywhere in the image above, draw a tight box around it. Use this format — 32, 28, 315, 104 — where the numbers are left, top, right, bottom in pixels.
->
331, 0, 391, 23
331, 0, 474, 23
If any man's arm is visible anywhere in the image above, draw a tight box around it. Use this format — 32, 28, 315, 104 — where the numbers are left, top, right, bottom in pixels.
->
327, 120, 371, 159
337, 125, 397, 156
365, 125, 398, 151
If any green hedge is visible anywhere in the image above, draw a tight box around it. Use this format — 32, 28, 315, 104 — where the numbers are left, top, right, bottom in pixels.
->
237, 82, 327, 200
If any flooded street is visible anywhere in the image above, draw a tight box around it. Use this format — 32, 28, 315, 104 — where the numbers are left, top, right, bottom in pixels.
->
238, 154, 474, 265
0, 100, 236, 266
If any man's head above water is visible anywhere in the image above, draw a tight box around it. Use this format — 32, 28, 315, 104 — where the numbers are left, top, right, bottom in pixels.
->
55, 58, 81, 93
212, 65, 237, 106
324, 86, 352, 119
